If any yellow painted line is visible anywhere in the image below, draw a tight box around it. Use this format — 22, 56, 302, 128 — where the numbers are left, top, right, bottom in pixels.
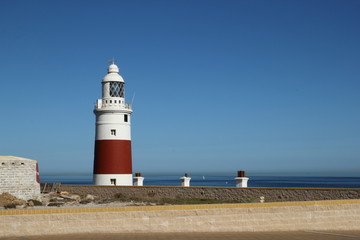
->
1, 199, 359, 216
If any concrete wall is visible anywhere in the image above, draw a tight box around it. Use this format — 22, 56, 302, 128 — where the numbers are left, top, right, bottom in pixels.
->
0, 156, 40, 200
0, 200, 359, 237
59, 185, 360, 203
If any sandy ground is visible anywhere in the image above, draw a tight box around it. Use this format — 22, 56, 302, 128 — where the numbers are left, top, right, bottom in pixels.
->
6, 231, 360, 240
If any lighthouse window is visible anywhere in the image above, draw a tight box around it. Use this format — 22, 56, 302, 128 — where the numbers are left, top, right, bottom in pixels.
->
124, 114, 128, 122
111, 129, 116, 136
120, 83, 124, 97
109, 82, 124, 97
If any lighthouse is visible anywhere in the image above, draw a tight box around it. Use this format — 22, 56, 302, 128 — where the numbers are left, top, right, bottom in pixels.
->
93, 62, 133, 186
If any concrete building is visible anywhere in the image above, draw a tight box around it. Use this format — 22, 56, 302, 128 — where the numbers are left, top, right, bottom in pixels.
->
0, 156, 40, 200
93, 62, 133, 186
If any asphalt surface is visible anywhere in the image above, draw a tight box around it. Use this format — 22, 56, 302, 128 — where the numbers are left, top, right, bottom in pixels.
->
4, 231, 360, 240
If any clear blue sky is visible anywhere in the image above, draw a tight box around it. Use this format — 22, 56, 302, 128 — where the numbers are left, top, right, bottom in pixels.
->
1, 0, 359, 175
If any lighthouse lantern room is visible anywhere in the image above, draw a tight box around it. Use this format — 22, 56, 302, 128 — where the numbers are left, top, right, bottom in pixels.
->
93, 62, 133, 186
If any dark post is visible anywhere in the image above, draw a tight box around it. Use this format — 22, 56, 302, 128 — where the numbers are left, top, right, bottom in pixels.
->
237, 170, 245, 178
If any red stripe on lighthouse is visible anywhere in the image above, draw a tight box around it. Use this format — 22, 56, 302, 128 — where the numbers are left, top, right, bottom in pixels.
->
36, 162, 40, 183
93, 140, 132, 174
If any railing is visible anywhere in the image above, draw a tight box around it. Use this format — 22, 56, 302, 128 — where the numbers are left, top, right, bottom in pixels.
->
40, 182, 61, 193
94, 102, 132, 110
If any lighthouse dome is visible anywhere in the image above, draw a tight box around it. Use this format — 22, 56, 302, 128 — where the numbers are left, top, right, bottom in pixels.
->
108, 64, 119, 73
102, 64, 124, 82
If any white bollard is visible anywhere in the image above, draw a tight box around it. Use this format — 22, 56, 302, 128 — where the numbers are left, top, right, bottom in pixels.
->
235, 170, 249, 187
133, 172, 144, 186
235, 177, 249, 187
180, 173, 191, 187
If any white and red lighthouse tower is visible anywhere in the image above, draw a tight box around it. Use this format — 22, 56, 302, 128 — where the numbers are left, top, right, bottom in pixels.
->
93, 62, 133, 186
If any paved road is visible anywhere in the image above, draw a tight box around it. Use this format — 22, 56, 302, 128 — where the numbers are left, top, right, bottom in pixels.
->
4, 231, 360, 240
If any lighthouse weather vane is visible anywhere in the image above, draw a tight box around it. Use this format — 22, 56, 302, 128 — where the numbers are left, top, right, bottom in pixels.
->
108, 58, 115, 64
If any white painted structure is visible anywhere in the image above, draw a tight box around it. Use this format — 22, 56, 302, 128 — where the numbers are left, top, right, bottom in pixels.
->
180, 175, 191, 187
235, 177, 249, 187
0, 156, 40, 200
133, 176, 144, 186
93, 63, 133, 186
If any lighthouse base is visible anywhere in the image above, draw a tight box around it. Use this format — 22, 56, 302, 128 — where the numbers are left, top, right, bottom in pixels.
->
93, 174, 133, 186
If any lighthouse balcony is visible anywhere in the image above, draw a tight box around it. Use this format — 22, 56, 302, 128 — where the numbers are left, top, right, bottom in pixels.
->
94, 99, 132, 111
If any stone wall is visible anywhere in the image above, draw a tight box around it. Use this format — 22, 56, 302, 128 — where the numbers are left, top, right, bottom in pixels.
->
1, 200, 360, 237
0, 156, 40, 200
60, 185, 360, 203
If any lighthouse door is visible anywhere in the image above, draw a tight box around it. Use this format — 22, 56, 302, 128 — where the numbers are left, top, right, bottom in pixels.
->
110, 179, 117, 186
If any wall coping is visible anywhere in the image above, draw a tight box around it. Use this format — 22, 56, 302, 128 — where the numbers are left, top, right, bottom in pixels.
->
61, 184, 360, 191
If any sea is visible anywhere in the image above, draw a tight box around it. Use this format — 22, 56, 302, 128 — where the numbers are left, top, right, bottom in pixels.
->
40, 172, 360, 188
